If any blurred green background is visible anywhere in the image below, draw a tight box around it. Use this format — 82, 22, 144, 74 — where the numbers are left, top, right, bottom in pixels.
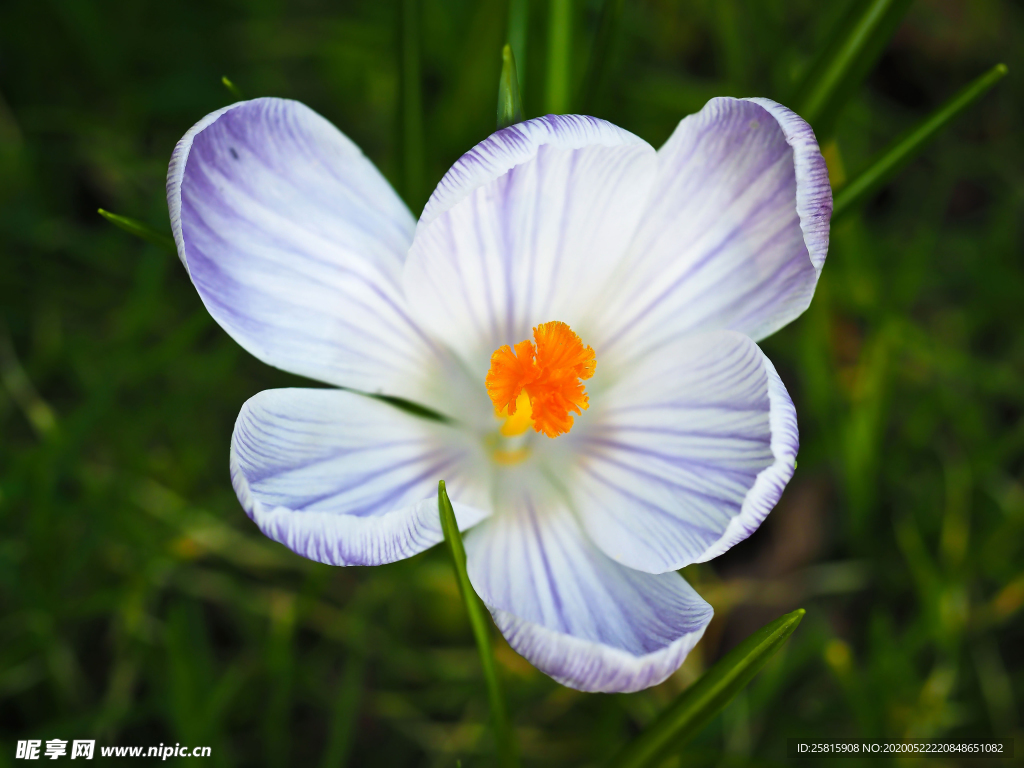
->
1, 0, 1022, 765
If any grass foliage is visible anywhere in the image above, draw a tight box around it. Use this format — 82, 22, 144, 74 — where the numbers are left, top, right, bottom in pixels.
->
1, 0, 1022, 764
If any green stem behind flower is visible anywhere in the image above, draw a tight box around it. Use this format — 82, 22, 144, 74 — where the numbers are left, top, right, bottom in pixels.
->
833, 63, 1008, 221
507, 0, 529, 95
545, 0, 572, 114
580, 0, 624, 115
608, 609, 805, 768
437, 481, 518, 768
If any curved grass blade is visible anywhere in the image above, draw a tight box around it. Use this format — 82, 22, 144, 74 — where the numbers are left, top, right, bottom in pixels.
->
833, 63, 1008, 221
497, 44, 525, 129
608, 608, 805, 768
545, 0, 572, 114
221, 76, 245, 100
796, 0, 913, 138
438, 481, 518, 768
97, 208, 175, 253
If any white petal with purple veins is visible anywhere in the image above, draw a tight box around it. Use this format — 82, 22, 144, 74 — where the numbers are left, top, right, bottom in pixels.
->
592, 97, 831, 365
231, 388, 490, 566
568, 331, 798, 574
464, 483, 712, 693
405, 115, 657, 369
168, 98, 447, 407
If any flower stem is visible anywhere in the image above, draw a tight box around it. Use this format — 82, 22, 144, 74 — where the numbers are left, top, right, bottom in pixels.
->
832, 63, 1008, 221
437, 481, 518, 767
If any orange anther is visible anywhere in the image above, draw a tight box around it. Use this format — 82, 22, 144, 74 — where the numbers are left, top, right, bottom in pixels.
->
485, 322, 595, 438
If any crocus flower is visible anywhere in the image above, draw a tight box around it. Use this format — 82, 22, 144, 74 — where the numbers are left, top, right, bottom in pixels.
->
167, 96, 830, 693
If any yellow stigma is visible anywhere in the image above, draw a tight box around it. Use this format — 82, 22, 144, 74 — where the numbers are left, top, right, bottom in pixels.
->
497, 391, 534, 437
485, 321, 596, 438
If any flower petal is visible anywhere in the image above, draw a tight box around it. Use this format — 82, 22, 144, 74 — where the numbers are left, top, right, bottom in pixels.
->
405, 115, 657, 370
465, 488, 712, 693
593, 97, 831, 364
231, 387, 490, 566
168, 97, 443, 405
569, 330, 798, 573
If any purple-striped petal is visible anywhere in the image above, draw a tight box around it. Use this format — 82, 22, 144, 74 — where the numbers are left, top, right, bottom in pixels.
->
465, 486, 712, 693
231, 388, 490, 566
568, 330, 798, 573
168, 98, 445, 407
404, 115, 656, 371
592, 97, 831, 365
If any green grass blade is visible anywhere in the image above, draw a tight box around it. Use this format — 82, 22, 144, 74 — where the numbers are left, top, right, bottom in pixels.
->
545, 0, 572, 114
221, 76, 245, 100
507, 0, 529, 95
714, 0, 749, 90
796, 0, 913, 137
400, 0, 425, 212
319, 649, 365, 768
97, 208, 176, 253
833, 63, 1007, 221
608, 609, 806, 768
497, 44, 525, 129
438, 481, 518, 768
580, 0, 624, 114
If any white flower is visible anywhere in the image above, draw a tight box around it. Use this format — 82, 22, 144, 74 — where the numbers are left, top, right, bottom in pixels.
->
167, 97, 831, 692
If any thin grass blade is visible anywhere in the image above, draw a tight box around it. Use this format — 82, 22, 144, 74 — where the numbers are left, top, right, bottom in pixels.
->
795, 0, 913, 138
545, 0, 572, 114
608, 609, 806, 768
438, 481, 518, 768
714, 0, 748, 90
400, 0, 425, 212
97, 208, 176, 253
319, 648, 365, 768
498, 44, 525, 128
507, 0, 529, 95
580, 0, 624, 114
221, 76, 245, 100
833, 63, 1007, 221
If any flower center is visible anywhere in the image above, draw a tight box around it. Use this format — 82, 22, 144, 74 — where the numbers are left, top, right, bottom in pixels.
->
485, 321, 596, 438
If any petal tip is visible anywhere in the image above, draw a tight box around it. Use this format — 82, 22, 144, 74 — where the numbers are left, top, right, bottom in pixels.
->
229, 388, 489, 567
694, 345, 799, 563
744, 97, 833, 277
417, 113, 652, 232
489, 600, 712, 693
466, 507, 714, 693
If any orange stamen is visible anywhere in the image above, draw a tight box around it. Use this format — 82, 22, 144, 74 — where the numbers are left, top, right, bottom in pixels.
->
485, 321, 596, 438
